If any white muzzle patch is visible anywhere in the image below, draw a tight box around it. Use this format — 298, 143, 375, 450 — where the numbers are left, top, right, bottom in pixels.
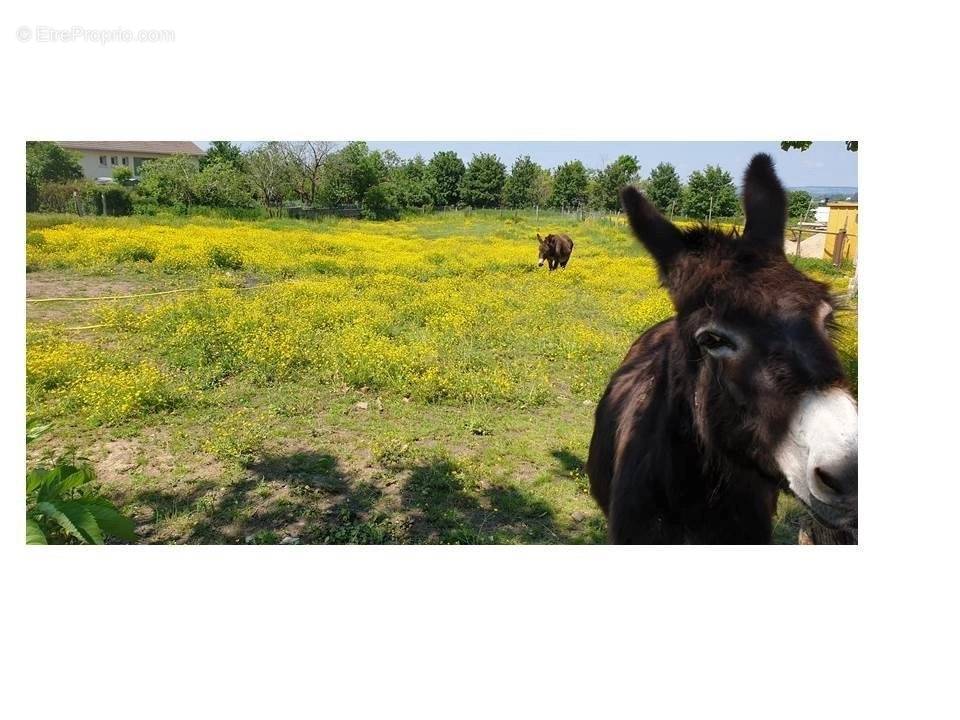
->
775, 388, 858, 527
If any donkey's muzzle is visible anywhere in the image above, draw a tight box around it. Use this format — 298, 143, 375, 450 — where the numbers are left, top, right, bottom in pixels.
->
775, 388, 858, 532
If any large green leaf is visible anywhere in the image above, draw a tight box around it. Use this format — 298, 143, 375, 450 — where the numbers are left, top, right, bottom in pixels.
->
36, 464, 82, 502
26, 517, 47, 545
57, 501, 104, 544
86, 500, 136, 542
27, 468, 54, 495
26, 419, 51, 444
35, 500, 102, 544
35, 500, 85, 543
57, 466, 95, 495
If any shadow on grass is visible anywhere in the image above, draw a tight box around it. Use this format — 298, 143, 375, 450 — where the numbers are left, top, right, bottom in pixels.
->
143, 450, 399, 544
398, 452, 586, 544
247, 451, 346, 491
127, 447, 604, 545
551, 448, 585, 476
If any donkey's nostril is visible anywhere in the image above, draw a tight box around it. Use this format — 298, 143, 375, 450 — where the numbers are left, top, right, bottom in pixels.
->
814, 467, 845, 495
812, 459, 857, 501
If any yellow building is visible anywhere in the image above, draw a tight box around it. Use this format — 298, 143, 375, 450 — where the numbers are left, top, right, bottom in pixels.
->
823, 201, 858, 262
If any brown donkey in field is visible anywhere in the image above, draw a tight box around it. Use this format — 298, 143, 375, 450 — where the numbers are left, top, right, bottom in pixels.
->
537, 233, 574, 270
587, 154, 857, 544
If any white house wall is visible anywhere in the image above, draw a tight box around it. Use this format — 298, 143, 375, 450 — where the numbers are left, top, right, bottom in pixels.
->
73, 151, 184, 180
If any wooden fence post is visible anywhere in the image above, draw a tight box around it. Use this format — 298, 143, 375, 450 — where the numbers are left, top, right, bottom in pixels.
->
832, 229, 847, 267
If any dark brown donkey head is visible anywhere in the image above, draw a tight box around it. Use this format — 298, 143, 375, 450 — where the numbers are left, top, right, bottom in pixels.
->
536, 233, 553, 266
620, 154, 857, 531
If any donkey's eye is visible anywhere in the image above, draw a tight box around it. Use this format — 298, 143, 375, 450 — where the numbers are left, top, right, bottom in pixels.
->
695, 329, 738, 356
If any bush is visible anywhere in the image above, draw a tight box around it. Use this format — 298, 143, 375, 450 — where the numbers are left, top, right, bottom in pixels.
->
137, 154, 199, 206
363, 181, 401, 220
89, 185, 134, 216
192, 160, 256, 208
112, 166, 134, 185
38, 181, 91, 213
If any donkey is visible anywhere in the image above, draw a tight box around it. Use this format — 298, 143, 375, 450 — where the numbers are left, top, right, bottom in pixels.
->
586, 154, 857, 544
537, 233, 574, 270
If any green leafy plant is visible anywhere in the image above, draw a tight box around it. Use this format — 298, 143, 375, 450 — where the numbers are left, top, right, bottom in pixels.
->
27, 464, 136, 545
26, 421, 135, 545
112, 166, 134, 185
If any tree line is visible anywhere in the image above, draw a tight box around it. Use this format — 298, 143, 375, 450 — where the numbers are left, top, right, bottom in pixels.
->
26, 141, 818, 220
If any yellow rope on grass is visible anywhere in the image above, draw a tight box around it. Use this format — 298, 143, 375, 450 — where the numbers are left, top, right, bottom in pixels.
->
26, 281, 276, 304
64, 323, 114, 331
33, 282, 280, 332
26, 286, 202, 303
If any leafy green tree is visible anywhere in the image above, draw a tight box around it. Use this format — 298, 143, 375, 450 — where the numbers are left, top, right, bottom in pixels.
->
393, 155, 436, 209
780, 141, 813, 152
376, 149, 404, 175
593, 155, 640, 210
193, 161, 256, 207
319, 142, 385, 206
427, 151, 465, 207
460, 153, 506, 208
532, 167, 554, 208
683, 165, 740, 219
202, 140, 246, 170
502, 155, 542, 208
363, 180, 402, 220
245, 142, 294, 212
787, 189, 814, 220
645, 162, 683, 214
781, 140, 857, 152
137, 154, 200, 207
26, 142, 83, 210
550, 160, 590, 208
26, 142, 83, 183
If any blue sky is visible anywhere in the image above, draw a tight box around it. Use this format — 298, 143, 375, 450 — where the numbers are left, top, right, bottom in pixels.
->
198, 141, 857, 188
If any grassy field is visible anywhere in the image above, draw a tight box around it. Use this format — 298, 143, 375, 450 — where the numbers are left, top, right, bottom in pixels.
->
25, 210, 858, 544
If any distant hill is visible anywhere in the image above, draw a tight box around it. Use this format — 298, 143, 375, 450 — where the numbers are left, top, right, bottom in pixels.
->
789, 186, 858, 202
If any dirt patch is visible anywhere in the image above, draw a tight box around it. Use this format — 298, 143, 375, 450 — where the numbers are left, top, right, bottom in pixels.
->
26, 272, 181, 326
92, 430, 178, 486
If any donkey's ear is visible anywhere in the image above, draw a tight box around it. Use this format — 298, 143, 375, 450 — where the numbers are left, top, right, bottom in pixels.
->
620, 186, 685, 274
742, 153, 787, 250
536, 233, 542, 241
